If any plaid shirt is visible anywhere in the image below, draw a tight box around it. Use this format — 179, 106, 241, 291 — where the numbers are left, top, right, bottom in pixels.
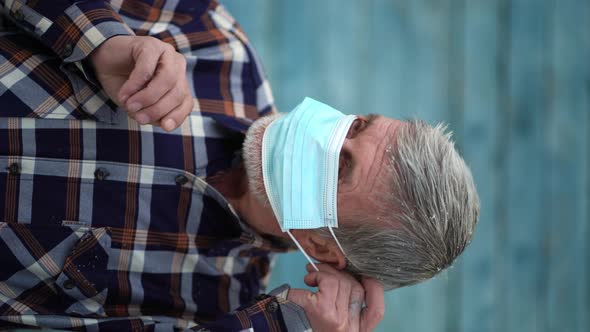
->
0, 0, 311, 331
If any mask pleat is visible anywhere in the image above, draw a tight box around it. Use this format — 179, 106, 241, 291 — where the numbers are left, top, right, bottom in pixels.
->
281, 105, 300, 225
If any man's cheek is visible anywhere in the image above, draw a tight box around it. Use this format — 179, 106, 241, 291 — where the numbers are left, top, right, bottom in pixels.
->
337, 194, 359, 222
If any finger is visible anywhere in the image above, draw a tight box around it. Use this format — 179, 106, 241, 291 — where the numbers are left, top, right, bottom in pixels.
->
118, 43, 162, 104
335, 276, 352, 314
315, 263, 342, 274
305, 262, 319, 273
159, 93, 194, 131
132, 84, 185, 125
315, 263, 361, 285
348, 284, 365, 327
125, 45, 178, 113
360, 278, 385, 332
315, 263, 364, 326
303, 271, 320, 288
304, 272, 339, 300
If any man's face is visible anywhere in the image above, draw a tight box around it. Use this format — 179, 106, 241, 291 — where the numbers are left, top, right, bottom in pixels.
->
242, 113, 403, 227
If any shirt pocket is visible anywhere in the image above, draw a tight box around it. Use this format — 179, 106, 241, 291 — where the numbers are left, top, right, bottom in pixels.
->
0, 221, 112, 317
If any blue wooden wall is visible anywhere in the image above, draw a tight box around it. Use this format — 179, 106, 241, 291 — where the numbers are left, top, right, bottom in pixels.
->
223, 0, 590, 331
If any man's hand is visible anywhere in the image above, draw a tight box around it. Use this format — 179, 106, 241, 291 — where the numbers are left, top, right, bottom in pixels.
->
288, 264, 385, 332
89, 35, 193, 131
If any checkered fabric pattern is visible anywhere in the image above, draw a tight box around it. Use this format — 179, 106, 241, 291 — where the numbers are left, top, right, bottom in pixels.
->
0, 1, 310, 331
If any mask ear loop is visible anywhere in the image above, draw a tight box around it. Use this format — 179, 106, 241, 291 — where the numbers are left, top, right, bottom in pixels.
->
285, 228, 346, 273
328, 226, 347, 260
286, 230, 319, 272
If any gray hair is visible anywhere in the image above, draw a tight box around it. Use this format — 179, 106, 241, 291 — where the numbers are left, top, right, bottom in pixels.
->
323, 120, 480, 290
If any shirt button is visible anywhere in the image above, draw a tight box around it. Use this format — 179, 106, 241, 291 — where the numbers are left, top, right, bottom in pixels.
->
265, 300, 279, 313
63, 43, 74, 57
94, 168, 109, 180
175, 174, 189, 186
13, 9, 25, 22
63, 279, 76, 290
7, 163, 20, 175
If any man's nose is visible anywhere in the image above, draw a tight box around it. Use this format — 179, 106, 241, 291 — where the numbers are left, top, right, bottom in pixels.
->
341, 137, 353, 152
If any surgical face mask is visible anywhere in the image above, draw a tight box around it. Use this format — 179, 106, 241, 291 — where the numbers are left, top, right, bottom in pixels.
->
261, 97, 356, 271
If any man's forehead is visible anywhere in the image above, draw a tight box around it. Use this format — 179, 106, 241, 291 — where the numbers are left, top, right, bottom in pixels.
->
372, 115, 403, 154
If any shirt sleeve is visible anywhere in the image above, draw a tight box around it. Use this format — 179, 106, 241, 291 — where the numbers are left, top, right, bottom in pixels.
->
197, 284, 311, 332
269, 284, 312, 332
0, 0, 133, 62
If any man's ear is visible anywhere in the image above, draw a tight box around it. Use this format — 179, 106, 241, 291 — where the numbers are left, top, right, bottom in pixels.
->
290, 229, 347, 270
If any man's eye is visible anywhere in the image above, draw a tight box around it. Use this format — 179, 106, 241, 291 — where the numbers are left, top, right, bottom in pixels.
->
346, 119, 366, 139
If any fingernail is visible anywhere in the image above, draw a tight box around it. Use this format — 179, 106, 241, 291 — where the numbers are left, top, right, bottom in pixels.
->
128, 102, 142, 113
163, 119, 176, 131
135, 113, 150, 125
120, 95, 129, 104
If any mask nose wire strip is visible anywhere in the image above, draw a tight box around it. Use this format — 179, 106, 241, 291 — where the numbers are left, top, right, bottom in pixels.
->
287, 230, 319, 272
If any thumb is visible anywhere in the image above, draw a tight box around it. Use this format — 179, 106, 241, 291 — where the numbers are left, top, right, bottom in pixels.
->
360, 277, 385, 332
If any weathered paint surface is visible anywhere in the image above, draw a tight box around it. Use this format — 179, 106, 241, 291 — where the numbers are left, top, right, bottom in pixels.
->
224, 0, 590, 331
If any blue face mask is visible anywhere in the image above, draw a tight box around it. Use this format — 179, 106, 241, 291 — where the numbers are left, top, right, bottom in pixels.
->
261, 97, 356, 270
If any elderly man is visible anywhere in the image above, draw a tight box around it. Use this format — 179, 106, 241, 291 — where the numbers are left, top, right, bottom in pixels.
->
0, 0, 479, 331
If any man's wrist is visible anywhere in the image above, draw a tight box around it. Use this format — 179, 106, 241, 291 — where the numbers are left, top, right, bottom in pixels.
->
88, 35, 132, 68
268, 284, 312, 332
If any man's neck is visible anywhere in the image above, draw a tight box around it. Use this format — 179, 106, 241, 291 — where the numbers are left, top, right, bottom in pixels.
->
207, 167, 284, 238
227, 189, 284, 238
